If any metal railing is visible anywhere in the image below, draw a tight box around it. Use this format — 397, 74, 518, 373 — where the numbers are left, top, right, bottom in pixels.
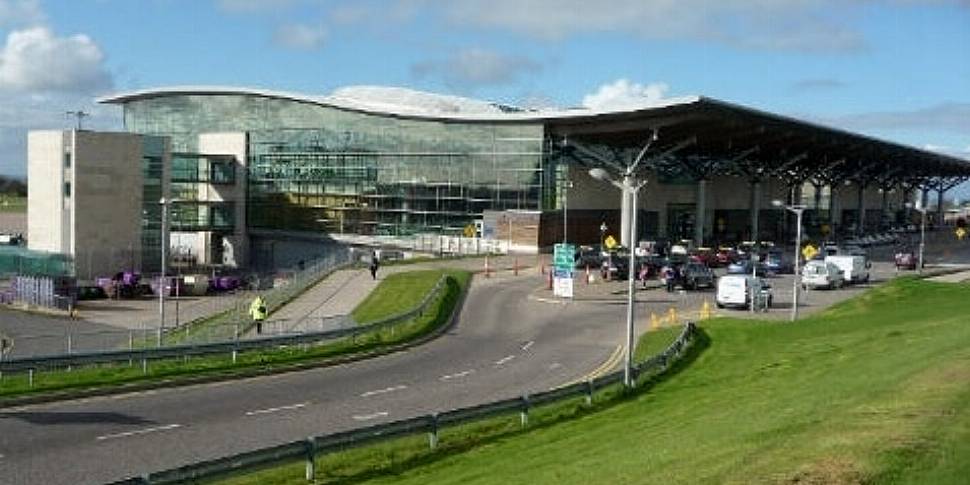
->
108, 322, 697, 485
0, 276, 449, 379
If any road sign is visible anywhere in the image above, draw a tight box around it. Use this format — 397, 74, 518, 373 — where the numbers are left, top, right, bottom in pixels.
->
802, 244, 818, 261
604, 235, 618, 249
553, 243, 576, 270
463, 224, 476, 238
553, 274, 574, 298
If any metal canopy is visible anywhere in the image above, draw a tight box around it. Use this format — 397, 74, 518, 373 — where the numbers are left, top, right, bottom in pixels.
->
547, 97, 970, 185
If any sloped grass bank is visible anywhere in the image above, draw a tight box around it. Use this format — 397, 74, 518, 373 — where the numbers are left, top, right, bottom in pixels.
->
221, 277, 970, 484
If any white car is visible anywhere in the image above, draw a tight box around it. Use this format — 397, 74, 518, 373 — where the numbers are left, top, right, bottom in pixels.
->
801, 260, 845, 290
716, 274, 773, 310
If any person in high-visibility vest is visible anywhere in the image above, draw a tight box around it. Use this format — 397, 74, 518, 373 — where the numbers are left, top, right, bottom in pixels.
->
250, 295, 267, 334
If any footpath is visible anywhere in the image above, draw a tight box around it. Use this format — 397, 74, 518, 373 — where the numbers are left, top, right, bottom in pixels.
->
256, 255, 544, 336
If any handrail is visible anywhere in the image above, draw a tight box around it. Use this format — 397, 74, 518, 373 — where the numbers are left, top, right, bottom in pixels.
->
0, 275, 448, 373
109, 322, 697, 485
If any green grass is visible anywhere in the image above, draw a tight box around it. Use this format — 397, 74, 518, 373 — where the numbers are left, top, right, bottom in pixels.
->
212, 277, 970, 485
0, 270, 470, 402
352, 270, 444, 323
0, 195, 25, 213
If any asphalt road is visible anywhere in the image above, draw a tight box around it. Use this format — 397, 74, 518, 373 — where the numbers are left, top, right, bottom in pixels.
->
0, 274, 627, 485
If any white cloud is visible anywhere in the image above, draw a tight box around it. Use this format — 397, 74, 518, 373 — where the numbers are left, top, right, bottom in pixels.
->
825, 102, 970, 134
0, 0, 44, 28
412, 48, 541, 87
581, 79, 671, 111
0, 27, 112, 93
273, 23, 327, 50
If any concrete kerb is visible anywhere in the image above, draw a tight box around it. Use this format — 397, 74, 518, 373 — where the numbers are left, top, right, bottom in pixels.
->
0, 274, 472, 409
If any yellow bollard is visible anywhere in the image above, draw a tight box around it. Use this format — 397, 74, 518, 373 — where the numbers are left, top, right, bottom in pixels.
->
667, 307, 678, 326
651, 313, 660, 330
701, 300, 712, 320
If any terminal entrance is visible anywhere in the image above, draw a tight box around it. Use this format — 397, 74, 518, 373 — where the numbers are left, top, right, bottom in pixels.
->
667, 204, 695, 242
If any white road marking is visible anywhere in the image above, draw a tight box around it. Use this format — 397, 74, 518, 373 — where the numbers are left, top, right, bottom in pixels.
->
245, 402, 309, 416
96, 424, 182, 441
521, 340, 535, 351
0, 453, 4, 459
549, 362, 562, 370
439, 369, 475, 381
353, 411, 389, 421
494, 355, 515, 366
360, 385, 407, 398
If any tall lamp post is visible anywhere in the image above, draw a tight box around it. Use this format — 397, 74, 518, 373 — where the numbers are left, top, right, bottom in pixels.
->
562, 179, 574, 244
905, 201, 926, 275
589, 167, 647, 388
772, 200, 805, 322
158, 197, 170, 346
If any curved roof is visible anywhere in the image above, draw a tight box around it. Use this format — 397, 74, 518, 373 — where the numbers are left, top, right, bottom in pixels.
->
99, 85, 970, 179
98, 85, 701, 122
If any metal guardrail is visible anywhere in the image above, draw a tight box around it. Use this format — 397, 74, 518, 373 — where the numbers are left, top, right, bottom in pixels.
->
109, 322, 697, 485
0, 275, 449, 375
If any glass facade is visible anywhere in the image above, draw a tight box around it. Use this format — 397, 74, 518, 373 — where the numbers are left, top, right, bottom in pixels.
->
123, 94, 552, 236
140, 136, 167, 272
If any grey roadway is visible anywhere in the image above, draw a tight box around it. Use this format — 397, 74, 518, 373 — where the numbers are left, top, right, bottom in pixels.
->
0, 272, 630, 485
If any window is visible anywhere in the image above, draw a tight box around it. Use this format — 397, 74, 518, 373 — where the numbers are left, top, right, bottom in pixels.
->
64, 182, 71, 197
63, 152, 71, 168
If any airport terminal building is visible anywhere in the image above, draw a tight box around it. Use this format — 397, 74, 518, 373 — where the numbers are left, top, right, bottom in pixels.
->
28, 86, 970, 274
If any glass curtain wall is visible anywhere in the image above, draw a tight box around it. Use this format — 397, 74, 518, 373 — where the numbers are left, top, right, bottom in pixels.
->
124, 94, 547, 236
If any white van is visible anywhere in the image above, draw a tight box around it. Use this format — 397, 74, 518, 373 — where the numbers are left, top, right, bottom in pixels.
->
824, 255, 870, 284
716, 274, 773, 310
801, 260, 845, 290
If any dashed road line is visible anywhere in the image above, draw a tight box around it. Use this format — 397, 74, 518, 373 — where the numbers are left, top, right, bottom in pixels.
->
549, 362, 562, 370
521, 340, 535, 351
494, 355, 515, 366
96, 424, 183, 441
245, 402, 309, 416
360, 385, 407, 398
353, 411, 389, 421
439, 369, 475, 381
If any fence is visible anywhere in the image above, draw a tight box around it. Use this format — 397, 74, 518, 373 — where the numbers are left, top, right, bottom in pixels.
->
0, 275, 448, 381
105, 322, 695, 485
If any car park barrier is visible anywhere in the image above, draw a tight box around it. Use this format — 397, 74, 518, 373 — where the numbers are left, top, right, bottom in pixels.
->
108, 322, 696, 485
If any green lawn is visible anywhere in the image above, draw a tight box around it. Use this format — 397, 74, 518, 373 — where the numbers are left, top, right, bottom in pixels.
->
352, 270, 445, 323
0, 195, 25, 213
216, 277, 970, 484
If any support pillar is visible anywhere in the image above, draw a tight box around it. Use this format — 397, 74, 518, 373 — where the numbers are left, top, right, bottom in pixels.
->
695, 179, 707, 247
937, 186, 946, 227
749, 180, 761, 243
620, 177, 632, 247
856, 184, 866, 235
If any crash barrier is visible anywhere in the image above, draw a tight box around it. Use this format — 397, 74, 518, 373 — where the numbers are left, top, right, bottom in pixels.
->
0, 276, 447, 382
108, 322, 697, 485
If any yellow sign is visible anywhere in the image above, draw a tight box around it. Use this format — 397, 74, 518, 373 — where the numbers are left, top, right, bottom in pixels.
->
463, 224, 476, 238
802, 244, 819, 261
956, 227, 967, 240
604, 235, 618, 249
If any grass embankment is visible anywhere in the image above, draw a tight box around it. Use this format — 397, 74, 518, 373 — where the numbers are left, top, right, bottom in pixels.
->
0, 195, 25, 213
352, 270, 444, 323
0, 270, 470, 403
218, 277, 970, 485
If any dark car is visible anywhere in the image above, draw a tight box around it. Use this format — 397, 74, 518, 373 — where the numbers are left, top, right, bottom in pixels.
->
681, 262, 716, 290
726, 258, 768, 277
763, 251, 794, 274
601, 251, 631, 280
575, 246, 603, 269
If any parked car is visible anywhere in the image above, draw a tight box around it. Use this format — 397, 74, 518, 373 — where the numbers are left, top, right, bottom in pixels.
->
894, 250, 917, 270
716, 275, 773, 310
689, 247, 717, 267
825, 255, 870, 284
726, 258, 768, 277
575, 245, 603, 269
713, 247, 738, 267
601, 250, 630, 280
801, 260, 845, 290
763, 251, 794, 274
681, 262, 716, 290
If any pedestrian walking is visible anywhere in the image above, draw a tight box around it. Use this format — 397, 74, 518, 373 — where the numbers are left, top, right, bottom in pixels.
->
663, 266, 676, 293
249, 295, 267, 334
369, 251, 380, 280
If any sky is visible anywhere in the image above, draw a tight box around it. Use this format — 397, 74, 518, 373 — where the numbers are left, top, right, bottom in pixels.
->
0, 0, 968, 195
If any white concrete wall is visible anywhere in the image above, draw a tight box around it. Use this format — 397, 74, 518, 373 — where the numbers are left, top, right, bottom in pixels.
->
27, 131, 69, 254
71, 131, 144, 278
198, 132, 248, 268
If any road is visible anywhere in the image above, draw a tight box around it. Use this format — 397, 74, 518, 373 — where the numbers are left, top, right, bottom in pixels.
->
0, 273, 626, 485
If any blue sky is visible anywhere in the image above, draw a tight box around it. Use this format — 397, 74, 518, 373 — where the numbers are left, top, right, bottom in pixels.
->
0, 0, 968, 187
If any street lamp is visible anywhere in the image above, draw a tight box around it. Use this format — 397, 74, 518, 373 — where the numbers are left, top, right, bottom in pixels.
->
772, 200, 806, 322
905, 201, 926, 275
588, 166, 647, 388
599, 222, 608, 254
158, 197, 171, 346
562, 179, 574, 244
